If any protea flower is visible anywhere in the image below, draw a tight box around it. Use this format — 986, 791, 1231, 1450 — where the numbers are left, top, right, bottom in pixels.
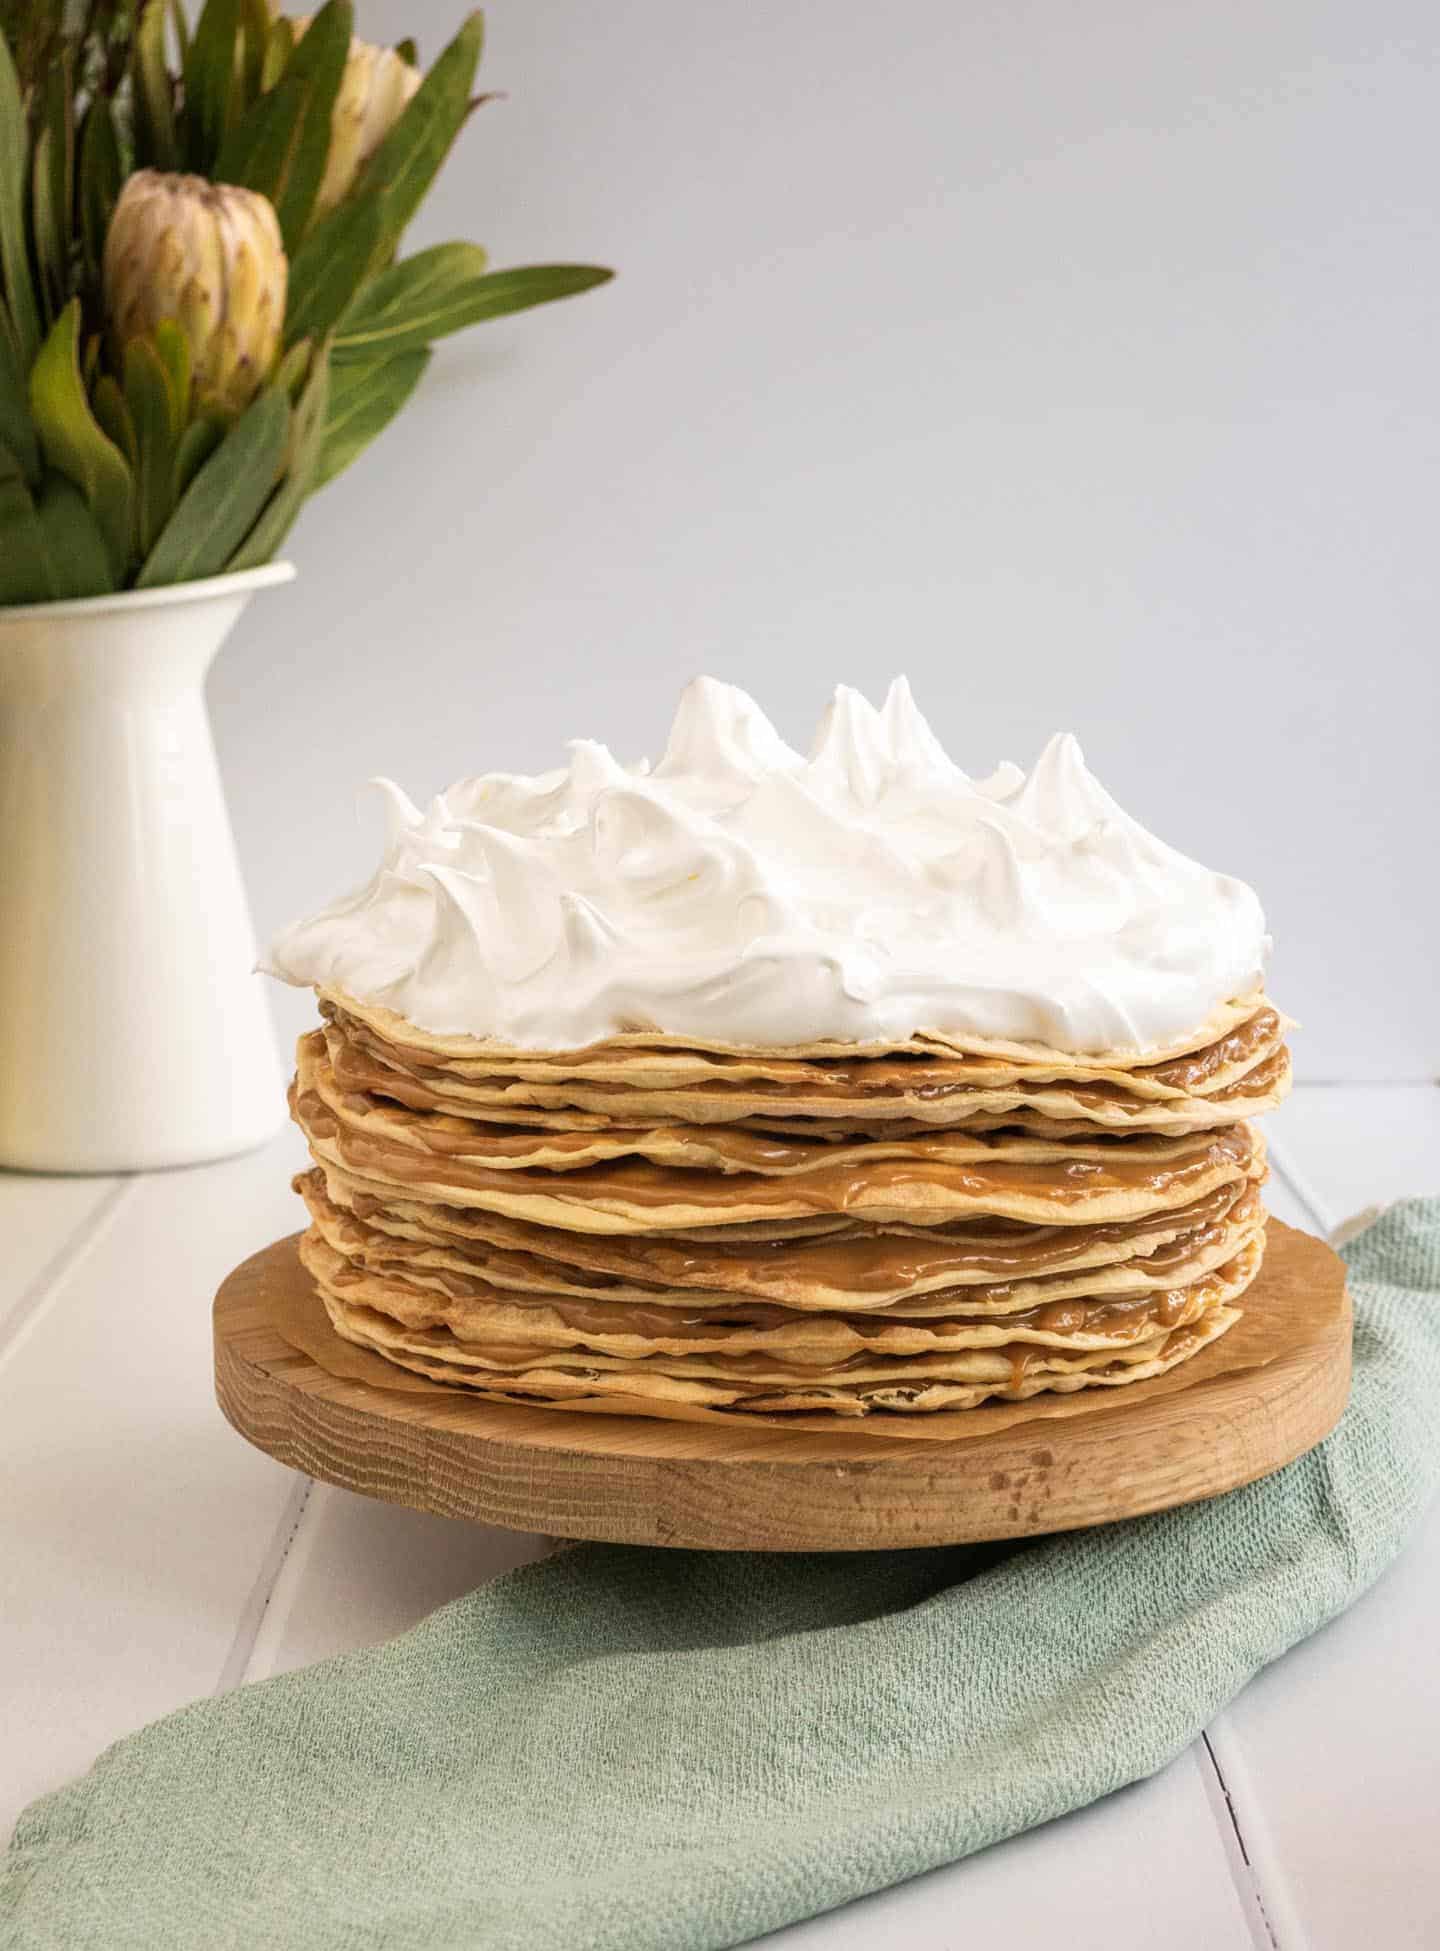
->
299, 26, 422, 217
102, 171, 288, 415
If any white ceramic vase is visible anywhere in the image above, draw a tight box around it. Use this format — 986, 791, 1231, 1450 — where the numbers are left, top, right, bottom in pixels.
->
0, 564, 294, 1173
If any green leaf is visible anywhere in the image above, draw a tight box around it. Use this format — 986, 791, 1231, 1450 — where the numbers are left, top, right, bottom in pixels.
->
28, 300, 133, 580
31, 54, 75, 326
132, 1, 180, 172
316, 346, 429, 489
125, 337, 179, 557
275, 337, 311, 399
0, 446, 49, 603
0, 27, 40, 365
229, 344, 329, 568
394, 38, 418, 65
237, 0, 270, 110
285, 350, 330, 475
351, 12, 483, 263
331, 241, 485, 357
0, 300, 40, 482
32, 470, 117, 597
138, 382, 288, 586
92, 373, 138, 471
260, 16, 293, 91
216, 0, 351, 254
0, 450, 115, 603
181, 0, 241, 173
334, 255, 613, 363
284, 191, 384, 348
172, 411, 226, 503
31, 124, 60, 323
166, 0, 191, 67
77, 96, 123, 290
213, 63, 298, 202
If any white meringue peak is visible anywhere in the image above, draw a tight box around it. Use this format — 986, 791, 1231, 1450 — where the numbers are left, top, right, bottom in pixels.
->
264, 676, 1268, 1053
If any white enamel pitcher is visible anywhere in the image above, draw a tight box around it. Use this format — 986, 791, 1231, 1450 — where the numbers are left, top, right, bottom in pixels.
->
0, 564, 292, 1171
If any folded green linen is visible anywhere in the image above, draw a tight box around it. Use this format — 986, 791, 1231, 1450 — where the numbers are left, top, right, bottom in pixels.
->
4, 1201, 1437, 1951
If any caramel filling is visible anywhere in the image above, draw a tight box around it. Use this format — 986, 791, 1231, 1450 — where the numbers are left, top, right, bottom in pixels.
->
327, 1173, 1253, 1293
309, 1242, 1242, 1388
322, 1002, 1284, 1124
314, 1226, 1230, 1347
300, 1167, 1262, 1319
325, 998, 1279, 1090
294, 1078, 1256, 1221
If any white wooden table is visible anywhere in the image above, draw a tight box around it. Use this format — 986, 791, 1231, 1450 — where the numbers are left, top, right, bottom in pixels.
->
4, 1083, 1438, 1949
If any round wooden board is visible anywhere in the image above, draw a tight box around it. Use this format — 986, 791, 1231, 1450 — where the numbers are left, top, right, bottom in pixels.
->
214, 1220, 1351, 1551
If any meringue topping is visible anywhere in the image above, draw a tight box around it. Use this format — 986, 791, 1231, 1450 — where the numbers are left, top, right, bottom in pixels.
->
264, 677, 1268, 1054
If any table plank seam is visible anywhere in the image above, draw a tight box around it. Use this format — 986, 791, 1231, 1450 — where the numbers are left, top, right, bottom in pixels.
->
213, 1475, 315, 1696
1202, 1722, 1316, 1951
1186, 1132, 1332, 1951
1216, 1085, 1440, 1951
1199, 1731, 1289, 1951
242, 1483, 341, 1685
0, 1178, 132, 1372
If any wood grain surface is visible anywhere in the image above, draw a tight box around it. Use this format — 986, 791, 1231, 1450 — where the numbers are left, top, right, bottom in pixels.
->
213, 1220, 1351, 1551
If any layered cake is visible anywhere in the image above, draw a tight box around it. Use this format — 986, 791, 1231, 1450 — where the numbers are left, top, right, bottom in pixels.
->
267, 679, 1290, 1420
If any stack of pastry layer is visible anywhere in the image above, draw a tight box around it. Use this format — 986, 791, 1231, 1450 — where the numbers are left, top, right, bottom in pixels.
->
288, 987, 1290, 1421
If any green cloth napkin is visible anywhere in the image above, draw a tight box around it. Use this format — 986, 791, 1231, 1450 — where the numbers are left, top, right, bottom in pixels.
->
5, 1201, 1438, 1951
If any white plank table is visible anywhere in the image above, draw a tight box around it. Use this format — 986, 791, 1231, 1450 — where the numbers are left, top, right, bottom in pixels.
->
3, 1084, 1437, 1950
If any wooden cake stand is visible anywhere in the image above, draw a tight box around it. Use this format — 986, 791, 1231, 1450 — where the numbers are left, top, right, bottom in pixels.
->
214, 1219, 1351, 1552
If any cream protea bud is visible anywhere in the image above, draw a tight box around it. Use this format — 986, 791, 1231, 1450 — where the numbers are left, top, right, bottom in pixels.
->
102, 171, 288, 416
303, 31, 422, 217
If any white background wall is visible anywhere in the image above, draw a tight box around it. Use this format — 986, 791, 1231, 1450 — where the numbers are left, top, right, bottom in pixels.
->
214, 0, 1440, 1079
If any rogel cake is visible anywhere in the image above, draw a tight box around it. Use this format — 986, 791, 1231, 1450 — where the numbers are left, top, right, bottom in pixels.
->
266, 678, 1291, 1420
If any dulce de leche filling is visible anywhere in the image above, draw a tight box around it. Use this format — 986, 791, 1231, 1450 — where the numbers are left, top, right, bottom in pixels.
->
292, 1073, 1259, 1226
305, 1039, 1264, 1179
305, 1200, 1255, 1356
324, 1172, 1256, 1298
299, 1167, 1262, 1317
321, 1002, 1285, 1124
